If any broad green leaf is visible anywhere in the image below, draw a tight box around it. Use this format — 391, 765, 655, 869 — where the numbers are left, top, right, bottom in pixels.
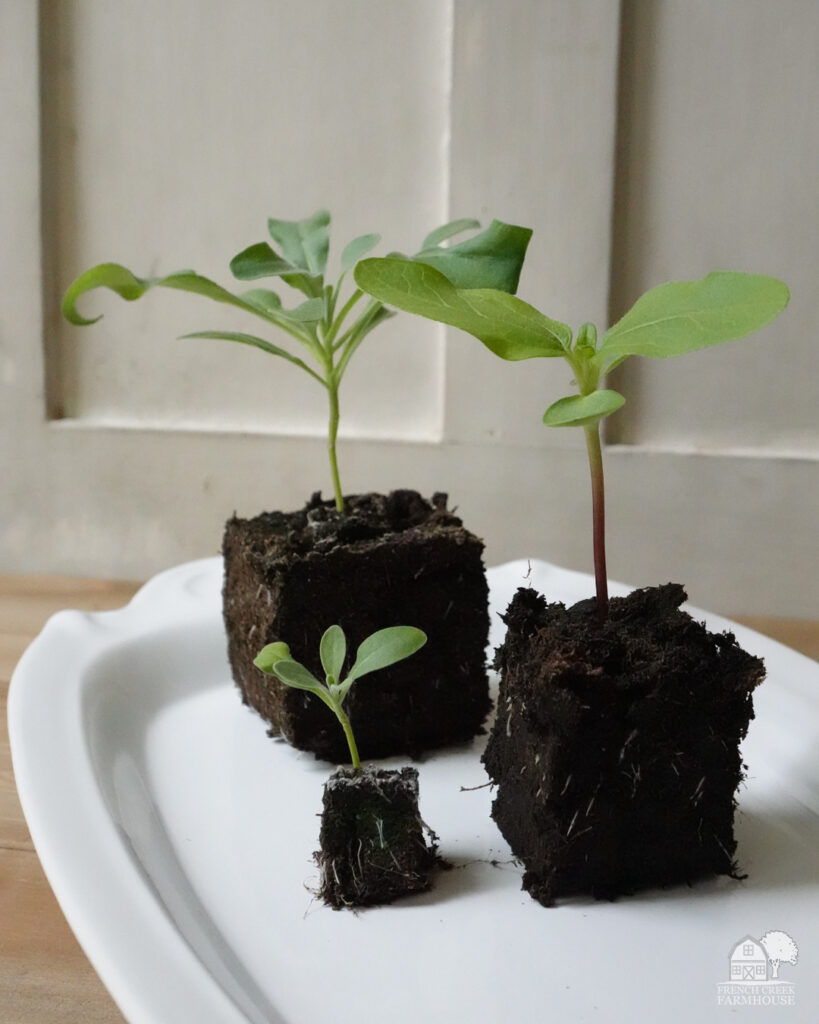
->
421, 218, 481, 250
600, 271, 790, 364
354, 258, 569, 359
62, 263, 282, 328
320, 625, 347, 682
345, 626, 427, 684
542, 389, 626, 428
340, 233, 381, 273
230, 242, 296, 281
411, 219, 532, 293
179, 331, 325, 384
269, 659, 327, 693
230, 242, 322, 299
268, 210, 330, 276
254, 642, 294, 674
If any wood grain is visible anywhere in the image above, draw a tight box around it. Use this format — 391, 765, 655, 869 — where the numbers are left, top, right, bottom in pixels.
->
1, 572, 816, 1023
2, 574, 139, 1024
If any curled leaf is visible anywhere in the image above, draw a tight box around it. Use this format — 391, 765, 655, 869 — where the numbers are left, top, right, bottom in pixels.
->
62, 263, 281, 328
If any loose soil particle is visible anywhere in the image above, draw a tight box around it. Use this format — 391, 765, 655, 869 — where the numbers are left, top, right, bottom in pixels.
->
483, 583, 765, 905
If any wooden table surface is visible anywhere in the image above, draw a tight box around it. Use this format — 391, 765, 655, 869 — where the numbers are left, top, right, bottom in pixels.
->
2, 572, 818, 1023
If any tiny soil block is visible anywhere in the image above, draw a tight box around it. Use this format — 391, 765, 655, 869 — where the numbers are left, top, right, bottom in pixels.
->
317, 765, 440, 909
222, 490, 490, 762
483, 583, 765, 906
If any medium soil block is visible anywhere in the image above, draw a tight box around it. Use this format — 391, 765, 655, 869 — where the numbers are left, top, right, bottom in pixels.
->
223, 490, 490, 761
317, 766, 439, 909
483, 583, 765, 905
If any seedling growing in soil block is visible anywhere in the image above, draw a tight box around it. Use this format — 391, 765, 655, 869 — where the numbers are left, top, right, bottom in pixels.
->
255, 625, 440, 908
355, 254, 789, 903
63, 211, 531, 514
64, 213, 530, 760
226, 489, 492, 761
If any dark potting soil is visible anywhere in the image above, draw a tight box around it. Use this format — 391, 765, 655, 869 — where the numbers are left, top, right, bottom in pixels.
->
317, 765, 441, 909
483, 583, 765, 906
222, 490, 491, 762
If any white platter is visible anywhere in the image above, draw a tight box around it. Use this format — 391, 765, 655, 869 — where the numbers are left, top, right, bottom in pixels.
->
9, 558, 819, 1023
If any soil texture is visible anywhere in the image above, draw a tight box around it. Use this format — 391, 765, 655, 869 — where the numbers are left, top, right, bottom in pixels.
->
483, 583, 765, 905
317, 765, 440, 909
223, 490, 490, 761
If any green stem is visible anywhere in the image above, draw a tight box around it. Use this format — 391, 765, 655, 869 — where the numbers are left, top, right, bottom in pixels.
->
327, 375, 345, 514
326, 288, 363, 349
335, 706, 360, 770
583, 422, 609, 622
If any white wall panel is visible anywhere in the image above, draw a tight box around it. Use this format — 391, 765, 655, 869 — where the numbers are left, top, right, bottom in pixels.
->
1, 0, 816, 616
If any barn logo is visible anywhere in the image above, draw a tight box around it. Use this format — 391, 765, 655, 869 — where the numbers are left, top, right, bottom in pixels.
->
717, 932, 798, 1006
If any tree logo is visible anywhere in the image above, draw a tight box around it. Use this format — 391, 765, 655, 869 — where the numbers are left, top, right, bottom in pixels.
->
717, 931, 798, 1006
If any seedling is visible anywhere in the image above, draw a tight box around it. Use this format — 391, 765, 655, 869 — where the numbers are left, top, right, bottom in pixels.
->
253, 624, 427, 768
354, 257, 789, 619
62, 212, 531, 514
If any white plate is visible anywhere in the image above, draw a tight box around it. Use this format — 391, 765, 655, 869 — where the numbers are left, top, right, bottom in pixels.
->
9, 559, 819, 1023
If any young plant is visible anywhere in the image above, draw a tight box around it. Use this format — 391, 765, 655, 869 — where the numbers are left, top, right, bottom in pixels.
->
253, 624, 427, 768
62, 212, 531, 514
354, 256, 790, 620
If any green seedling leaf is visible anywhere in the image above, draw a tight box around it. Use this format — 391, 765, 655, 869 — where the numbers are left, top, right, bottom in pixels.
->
281, 297, 325, 323
230, 242, 322, 300
354, 258, 570, 359
268, 658, 326, 693
345, 626, 427, 684
411, 219, 533, 292
180, 331, 325, 383
230, 242, 297, 281
61, 264, 275, 327
600, 271, 790, 365
268, 210, 331, 276
320, 624, 347, 683
340, 233, 381, 273
253, 642, 294, 674
421, 218, 481, 250
543, 389, 626, 428
240, 289, 283, 314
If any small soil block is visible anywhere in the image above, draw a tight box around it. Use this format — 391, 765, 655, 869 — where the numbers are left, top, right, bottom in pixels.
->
483, 583, 765, 905
317, 765, 439, 909
223, 490, 490, 761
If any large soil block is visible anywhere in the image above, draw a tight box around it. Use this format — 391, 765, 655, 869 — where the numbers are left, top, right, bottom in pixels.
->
223, 490, 491, 761
483, 583, 764, 905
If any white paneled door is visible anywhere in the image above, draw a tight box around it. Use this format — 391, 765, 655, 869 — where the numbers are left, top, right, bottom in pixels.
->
1, 1, 816, 616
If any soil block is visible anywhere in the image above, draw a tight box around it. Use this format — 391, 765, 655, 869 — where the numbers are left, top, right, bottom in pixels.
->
223, 490, 490, 761
483, 583, 765, 905
317, 765, 439, 909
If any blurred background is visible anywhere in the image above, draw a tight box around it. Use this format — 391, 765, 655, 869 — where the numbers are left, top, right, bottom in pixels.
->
1, 0, 816, 617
